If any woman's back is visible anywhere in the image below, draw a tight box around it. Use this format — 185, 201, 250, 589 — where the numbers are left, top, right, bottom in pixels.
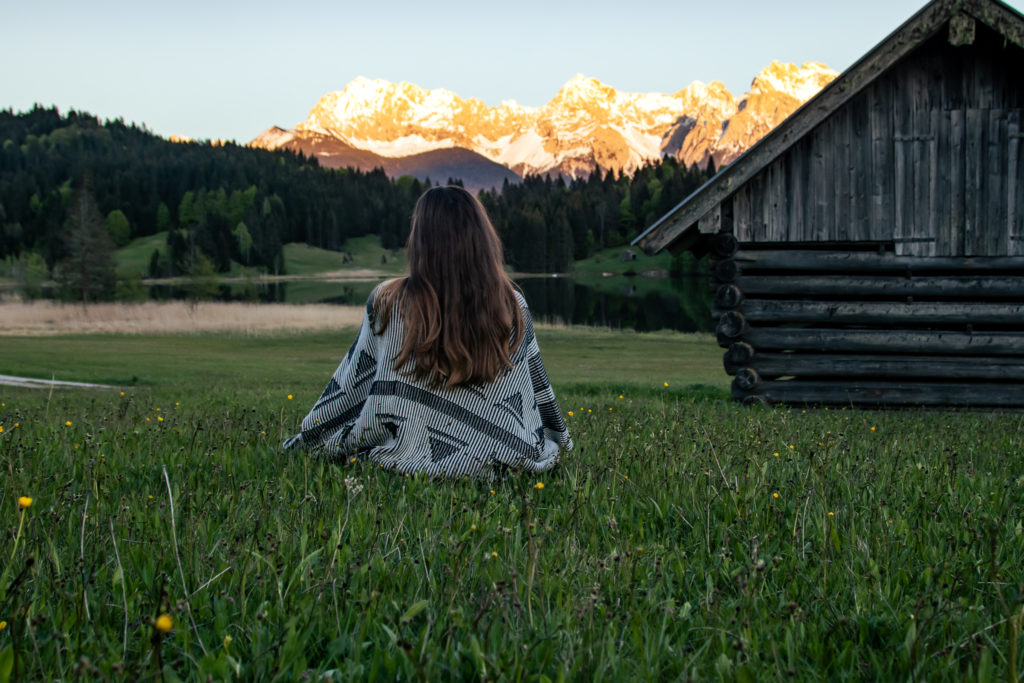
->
290, 287, 571, 479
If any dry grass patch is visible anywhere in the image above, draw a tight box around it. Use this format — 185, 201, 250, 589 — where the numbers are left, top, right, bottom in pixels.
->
0, 301, 364, 335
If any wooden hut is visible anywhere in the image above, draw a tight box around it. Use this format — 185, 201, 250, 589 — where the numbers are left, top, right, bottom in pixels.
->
634, 0, 1024, 406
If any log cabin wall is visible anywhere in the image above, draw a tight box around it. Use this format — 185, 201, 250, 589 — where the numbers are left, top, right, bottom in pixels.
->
730, 21, 1024, 257
710, 234, 1024, 406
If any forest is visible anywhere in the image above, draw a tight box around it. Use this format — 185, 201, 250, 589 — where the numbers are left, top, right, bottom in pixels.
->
0, 106, 713, 298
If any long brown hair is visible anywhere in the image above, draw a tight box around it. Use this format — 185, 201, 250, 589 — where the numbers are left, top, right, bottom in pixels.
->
373, 185, 525, 388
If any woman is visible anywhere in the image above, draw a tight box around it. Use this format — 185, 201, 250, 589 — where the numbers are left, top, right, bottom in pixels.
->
284, 186, 572, 479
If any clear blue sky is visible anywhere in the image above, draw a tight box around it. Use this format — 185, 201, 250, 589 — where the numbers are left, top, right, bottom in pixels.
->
3, 0, 1022, 143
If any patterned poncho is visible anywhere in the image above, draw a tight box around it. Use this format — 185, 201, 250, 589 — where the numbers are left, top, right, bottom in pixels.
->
284, 288, 572, 479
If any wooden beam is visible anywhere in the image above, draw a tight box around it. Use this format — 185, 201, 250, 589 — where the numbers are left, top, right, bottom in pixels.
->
725, 352, 1024, 380
716, 299, 1024, 325
632, 0, 964, 255
732, 378, 1024, 406
949, 11, 976, 44
738, 274, 1024, 299
730, 327, 1024, 355
726, 250, 1024, 272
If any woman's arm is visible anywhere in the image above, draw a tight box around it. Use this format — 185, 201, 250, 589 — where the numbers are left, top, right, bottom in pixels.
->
283, 298, 379, 453
519, 298, 573, 451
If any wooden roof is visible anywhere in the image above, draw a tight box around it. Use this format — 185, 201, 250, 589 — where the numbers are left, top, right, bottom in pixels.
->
633, 0, 1024, 255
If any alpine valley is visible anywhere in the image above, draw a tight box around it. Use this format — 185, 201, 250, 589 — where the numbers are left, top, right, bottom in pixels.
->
250, 61, 837, 190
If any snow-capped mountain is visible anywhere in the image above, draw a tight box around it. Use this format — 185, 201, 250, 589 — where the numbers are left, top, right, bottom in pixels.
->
251, 61, 836, 184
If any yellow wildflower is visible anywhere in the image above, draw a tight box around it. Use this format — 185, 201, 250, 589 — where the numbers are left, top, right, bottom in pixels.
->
489, 490, 496, 495
470, 524, 477, 532
772, 492, 780, 499
490, 551, 498, 558
18, 496, 32, 509
0, 620, 6, 631
288, 394, 293, 400
567, 411, 574, 417
65, 420, 72, 427
828, 511, 835, 517
155, 614, 173, 633
534, 482, 544, 490
663, 382, 669, 387
157, 416, 164, 422
870, 426, 876, 431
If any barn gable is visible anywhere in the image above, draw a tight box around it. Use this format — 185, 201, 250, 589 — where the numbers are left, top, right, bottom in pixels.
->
635, 0, 1024, 258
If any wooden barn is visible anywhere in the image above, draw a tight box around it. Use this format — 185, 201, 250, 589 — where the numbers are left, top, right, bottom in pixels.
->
634, 0, 1024, 406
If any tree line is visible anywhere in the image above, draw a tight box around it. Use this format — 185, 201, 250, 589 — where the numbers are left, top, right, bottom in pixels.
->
0, 106, 712, 299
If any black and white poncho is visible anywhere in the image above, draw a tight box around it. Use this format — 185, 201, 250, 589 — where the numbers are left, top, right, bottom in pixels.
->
284, 288, 572, 479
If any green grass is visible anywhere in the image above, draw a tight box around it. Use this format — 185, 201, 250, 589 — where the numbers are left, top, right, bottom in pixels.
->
570, 245, 674, 277
116, 232, 170, 276
283, 236, 407, 277
1, 327, 1023, 680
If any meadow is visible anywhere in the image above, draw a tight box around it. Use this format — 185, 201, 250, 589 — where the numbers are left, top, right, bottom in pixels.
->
1, 321, 1022, 681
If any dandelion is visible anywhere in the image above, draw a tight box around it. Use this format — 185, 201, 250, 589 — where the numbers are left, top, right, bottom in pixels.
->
773, 452, 780, 458
588, 409, 592, 413
288, 394, 293, 400
0, 621, 5, 631
175, 402, 180, 406
608, 408, 612, 412
120, 391, 125, 396
618, 394, 623, 399
489, 490, 496, 495
350, 457, 357, 463
663, 382, 669, 387
0, 426, 3, 434
870, 426, 876, 431
828, 511, 835, 517
490, 551, 498, 558
534, 482, 544, 490
567, 411, 574, 417
65, 420, 72, 427
773, 492, 780, 499
18, 496, 32, 509
155, 614, 173, 633
157, 416, 164, 422
470, 524, 477, 532
789, 444, 795, 450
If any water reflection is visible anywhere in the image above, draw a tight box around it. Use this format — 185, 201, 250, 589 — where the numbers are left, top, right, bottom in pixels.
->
516, 277, 712, 333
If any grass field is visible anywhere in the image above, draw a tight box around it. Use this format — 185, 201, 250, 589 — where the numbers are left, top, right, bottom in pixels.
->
282, 237, 407, 277
1, 325, 1022, 680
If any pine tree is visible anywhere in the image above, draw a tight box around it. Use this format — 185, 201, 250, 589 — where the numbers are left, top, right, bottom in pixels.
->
56, 188, 116, 302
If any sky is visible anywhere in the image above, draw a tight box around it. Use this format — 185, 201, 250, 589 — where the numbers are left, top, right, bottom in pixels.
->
3, 0, 1023, 143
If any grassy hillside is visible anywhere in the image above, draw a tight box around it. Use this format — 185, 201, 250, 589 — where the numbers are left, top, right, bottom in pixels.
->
1, 326, 1021, 680
283, 236, 407, 277
115, 231, 168, 276
570, 245, 674, 276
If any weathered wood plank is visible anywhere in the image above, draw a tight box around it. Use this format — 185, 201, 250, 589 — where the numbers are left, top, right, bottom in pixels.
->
950, 108, 965, 256
733, 184, 751, 242
1011, 110, 1024, 256
724, 352, 1024, 381
963, 108, 982, 255
717, 299, 1024, 326
986, 109, 1007, 255
728, 250, 1024, 272
728, 327, 1024, 355
732, 379, 1024, 406
812, 120, 828, 243
894, 79, 911, 255
769, 158, 787, 242
872, 78, 896, 242
737, 274, 1024, 298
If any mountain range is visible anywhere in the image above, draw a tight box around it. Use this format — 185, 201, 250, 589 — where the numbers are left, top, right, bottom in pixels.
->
249, 61, 837, 190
